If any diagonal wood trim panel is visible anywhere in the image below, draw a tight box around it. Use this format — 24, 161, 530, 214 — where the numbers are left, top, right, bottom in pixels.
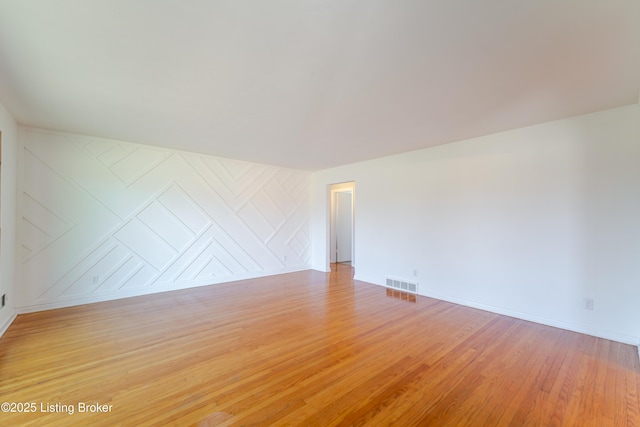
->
17, 127, 311, 311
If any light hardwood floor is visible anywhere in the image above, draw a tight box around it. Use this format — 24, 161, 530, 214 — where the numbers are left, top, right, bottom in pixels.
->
1, 264, 639, 426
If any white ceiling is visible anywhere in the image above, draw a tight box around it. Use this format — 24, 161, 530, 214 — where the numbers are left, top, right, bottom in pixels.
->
0, 1, 638, 171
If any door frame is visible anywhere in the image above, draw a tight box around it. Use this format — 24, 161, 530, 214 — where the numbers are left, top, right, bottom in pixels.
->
328, 181, 355, 266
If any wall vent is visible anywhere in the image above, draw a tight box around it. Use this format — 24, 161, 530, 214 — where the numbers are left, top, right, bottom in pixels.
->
385, 277, 418, 294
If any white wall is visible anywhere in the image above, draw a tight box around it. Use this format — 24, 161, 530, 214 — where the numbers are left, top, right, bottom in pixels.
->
17, 127, 310, 312
0, 100, 18, 335
312, 104, 640, 345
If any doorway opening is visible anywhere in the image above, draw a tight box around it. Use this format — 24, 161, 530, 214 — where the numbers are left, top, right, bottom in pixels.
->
329, 182, 355, 272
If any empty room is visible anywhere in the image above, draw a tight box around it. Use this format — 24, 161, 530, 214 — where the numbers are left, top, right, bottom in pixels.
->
0, 1, 639, 425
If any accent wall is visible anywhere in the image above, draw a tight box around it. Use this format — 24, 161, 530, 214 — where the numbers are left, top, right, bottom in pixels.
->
17, 127, 311, 312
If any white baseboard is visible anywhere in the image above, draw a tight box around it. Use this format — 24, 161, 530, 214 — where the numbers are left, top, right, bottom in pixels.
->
427, 292, 639, 346
17, 265, 310, 314
0, 310, 17, 338
354, 274, 639, 346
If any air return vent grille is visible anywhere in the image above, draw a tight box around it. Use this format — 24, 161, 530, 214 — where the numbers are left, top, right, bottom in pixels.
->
385, 278, 418, 294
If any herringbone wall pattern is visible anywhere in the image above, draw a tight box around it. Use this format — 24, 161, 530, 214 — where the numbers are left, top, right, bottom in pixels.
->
19, 128, 310, 310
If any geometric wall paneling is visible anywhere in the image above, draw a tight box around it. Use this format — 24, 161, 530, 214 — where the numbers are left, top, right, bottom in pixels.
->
249, 189, 288, 233
184, 155, 272, 212
268, 203, 311, 266
21, 144, 123, 305
18, 127, 311, 311
289, 225, 312, 263
113, 218, 176, 271
21, 193, 76, 260
207, 157, 270, 209
238, 200, 279, 243
107, 147, 171, 187
156, 184, 211, 236
136, 200, 194, 253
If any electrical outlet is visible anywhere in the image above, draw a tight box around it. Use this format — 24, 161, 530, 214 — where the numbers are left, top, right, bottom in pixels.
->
583, 298, 594, 311
413, 269, 418, 277
283, 255, 287, 262
92, 275, 100, 284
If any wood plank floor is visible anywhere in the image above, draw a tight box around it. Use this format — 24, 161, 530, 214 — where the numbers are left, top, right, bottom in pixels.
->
1, 263, 639, 426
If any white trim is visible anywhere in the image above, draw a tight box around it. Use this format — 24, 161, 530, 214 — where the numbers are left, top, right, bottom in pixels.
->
0, 311, 17, 337
354, 274, 639, 346
326, 181, 356, 270
16, 265, 309, 314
